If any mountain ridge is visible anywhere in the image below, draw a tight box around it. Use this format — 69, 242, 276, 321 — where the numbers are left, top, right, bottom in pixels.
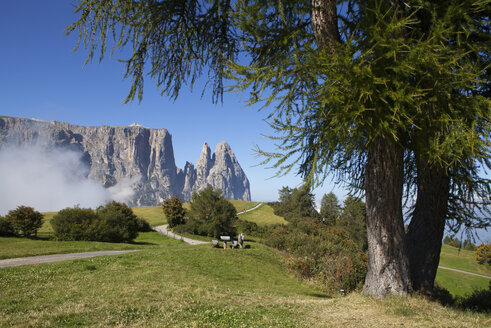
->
0, 116, 251, 206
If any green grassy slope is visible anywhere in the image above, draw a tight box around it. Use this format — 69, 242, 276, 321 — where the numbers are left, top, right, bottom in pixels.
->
1, 236, 488, 327
237, 203, 288, 226
0, 232, 173, 260
435, 244, 491, 296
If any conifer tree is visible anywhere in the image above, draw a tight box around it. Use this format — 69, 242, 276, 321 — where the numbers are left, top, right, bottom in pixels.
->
68, 0, 490, 297
320, 192, 340, 226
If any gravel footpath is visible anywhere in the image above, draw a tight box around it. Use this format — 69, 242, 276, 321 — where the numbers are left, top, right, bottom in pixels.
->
438, 266, 491, 279
0, 250, 139, 269
153, 225, 209, 245
154, 203, 263, 245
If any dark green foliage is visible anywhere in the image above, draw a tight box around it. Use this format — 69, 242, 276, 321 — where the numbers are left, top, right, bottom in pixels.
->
320, 192, 340, 226
51, 207, 99, 241
455, 287, 491, 313
95, 202, 139, 243
136, 217, 152, 232
68, 0, 490, 296
51, 202, 139, 243
183, 187, 237, 238
265, 217, 367, 293
434, 282, 491, 313
162, 196, 186, 228
6, 206, 44, 237
0, 216, 15, 236
463, 240, 477, 252
272, 186, 319, 221
338, 196, 367, 250
235, 219, 259, 235
443, 236, 463, 249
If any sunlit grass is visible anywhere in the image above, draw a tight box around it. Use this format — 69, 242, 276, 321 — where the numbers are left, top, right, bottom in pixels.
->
237, 203, 288, 226
436, 244, 491, 296
1, 239, 488, 327
0, 232, 178, 260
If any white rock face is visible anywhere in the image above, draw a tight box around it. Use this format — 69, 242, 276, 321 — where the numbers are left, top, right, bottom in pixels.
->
0, 116, 251, 206
192, 141, 250, 201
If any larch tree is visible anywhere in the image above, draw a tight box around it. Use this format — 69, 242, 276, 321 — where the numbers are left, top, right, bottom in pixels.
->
67, 0, 490, 298
320, 192, 340, 226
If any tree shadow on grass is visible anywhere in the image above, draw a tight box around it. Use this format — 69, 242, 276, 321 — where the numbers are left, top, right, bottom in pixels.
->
129, 241, 156, 245
433, 284, 491, 313
306, 292, 331, 299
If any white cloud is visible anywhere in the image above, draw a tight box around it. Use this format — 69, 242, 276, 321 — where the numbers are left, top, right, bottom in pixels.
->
0, 145, 138, 215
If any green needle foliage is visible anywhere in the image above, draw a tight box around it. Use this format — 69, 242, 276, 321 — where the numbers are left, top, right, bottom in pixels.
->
162, 195, 187, 228
68, 0, 490, 297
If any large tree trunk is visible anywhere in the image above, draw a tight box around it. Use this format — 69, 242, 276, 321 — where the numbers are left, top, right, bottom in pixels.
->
363, 136, 410, 297
311, 0, 340, 53
406, 156, 450, 294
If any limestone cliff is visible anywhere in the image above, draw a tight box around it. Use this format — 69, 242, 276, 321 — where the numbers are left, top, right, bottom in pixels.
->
0, 116, 251, 206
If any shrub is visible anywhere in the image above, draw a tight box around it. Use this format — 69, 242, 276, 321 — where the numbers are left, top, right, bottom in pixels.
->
265, 218, 367, 293
463, 240, 476, 251
51, 207, 99, 241
95, 202, 139, 243
183, 187, 237, 238
162, 196, 186, 228
455, 283, 491, 312
235, 219, 259, 235
51, 202, 139, 243
475, 243, 491, 265
6, 206, 44, 237
136, 217, 152, 232
0, 216, 15, 236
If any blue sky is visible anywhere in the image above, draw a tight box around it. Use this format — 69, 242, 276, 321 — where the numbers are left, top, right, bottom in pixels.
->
1, 1, 489, 241
0, 0, 347, 205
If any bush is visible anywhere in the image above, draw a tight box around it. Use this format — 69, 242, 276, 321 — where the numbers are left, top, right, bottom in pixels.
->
0, 216, 15, 236
162, 196, 186, 228
433, 282, 491, 312
265, 218, 367, 293
95, 202, 139, 243
455, 288, 491, 312
136, 217, 152, 232
475, 243, 491, 265
51, 202, 139, 243
182, 187, 237, 238
235, 219, 259, 235
6, 206, 44, 237
51, 207, 99, 241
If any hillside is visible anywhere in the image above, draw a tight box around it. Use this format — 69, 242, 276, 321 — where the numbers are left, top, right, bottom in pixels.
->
1, 233, 489, 327
436, 244, 491, 296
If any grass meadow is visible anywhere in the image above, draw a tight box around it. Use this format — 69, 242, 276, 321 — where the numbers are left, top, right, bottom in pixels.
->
1, 201, 490, 326
435, 244, 491, 296
1, 233, 490, 327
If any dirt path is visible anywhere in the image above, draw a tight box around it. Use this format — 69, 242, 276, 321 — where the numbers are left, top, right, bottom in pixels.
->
236, 203, 262, 215
0, 250, 139, 269
155, 203, 263, 244
438, 266, 491, 279
153, 225, 209, 245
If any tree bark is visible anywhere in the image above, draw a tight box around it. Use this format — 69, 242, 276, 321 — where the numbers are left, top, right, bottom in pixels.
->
363, 136, 410, 297
406, 156, 450, 294
311, 0, 340, 53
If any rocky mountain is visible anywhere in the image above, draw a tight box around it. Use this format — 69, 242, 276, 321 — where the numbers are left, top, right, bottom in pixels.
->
0, 116, 251, 206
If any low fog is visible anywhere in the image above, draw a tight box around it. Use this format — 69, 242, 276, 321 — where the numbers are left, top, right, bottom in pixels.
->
0, 145, 139, 215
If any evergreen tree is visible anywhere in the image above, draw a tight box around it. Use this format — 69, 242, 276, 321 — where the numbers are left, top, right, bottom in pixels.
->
338, 196, 367, 250
162, 196, 186, 228
274, 186, 318, 221
68, 0, 490, 297
320, 192, 340, 226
